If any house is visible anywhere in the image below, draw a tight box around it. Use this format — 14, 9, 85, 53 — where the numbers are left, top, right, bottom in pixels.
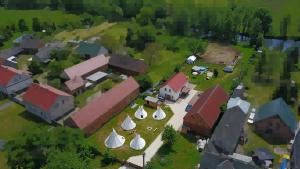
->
13, 34, 33, 44
66, 77, 139, 135
291, 130, 300, 169
231, 84, 246, 100
186, 55, 197, 64
19, 37, 45, 54
23, 83, 75, 123
64, 76, 86, 95
159, 72, 189, 101
108, 54, 148, 76
144, 96, 161, 108
251, 148, 274, 167
200, 151, 259, 169
209, 105, 249, 155
34, 42, 64, 63
183, 85, 229, 136
76, 41, 108, 58
4, 56, 18, 68
0, 46, 24, 59
253, 98, 297, 143
61, 55, 109, 80
61, 55, 109, 94
0, 65, 33, 95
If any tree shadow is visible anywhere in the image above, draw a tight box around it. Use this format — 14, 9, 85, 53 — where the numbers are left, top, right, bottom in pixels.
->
19, 111, 49, 125
180, 133, 197, 144
156, 144, 176, 156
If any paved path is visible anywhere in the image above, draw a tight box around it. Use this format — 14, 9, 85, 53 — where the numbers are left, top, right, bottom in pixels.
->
0, 101, 13, 111
123, 90, 198, 168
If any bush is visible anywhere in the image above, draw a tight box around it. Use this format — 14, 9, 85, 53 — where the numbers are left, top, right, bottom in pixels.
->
137, 75, 153, 92
28, 60, 43, 74
162, 125, 176, 147
101, 150, 117, 166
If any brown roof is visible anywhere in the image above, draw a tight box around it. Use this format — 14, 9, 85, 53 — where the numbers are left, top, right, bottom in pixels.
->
108, 54, 148, 74
63, 55, 108, 80
65, 76, 85, 92
184, 85, 229, 128
20, 38, 45, 49
69, 77, 139, 133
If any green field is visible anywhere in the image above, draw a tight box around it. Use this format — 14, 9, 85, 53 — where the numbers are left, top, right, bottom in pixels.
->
0, 8, 80, 28
150, 133, 201, 169
193, 0, 300, 37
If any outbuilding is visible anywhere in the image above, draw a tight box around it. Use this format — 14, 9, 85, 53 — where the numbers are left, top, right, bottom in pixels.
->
144, 96, 161, 108
186, 55, 197, 64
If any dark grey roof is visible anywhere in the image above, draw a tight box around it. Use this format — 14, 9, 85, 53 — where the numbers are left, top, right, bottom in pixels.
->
252, 148, 274, 160
108, 54, 148, 74
231, 85, 246, 100
13, 34, 33, 44
210, 106, 247, 155
254, 98, 297, 134
292, 130, 300, 169
0, 46, 24, 59
20, 38, 45, 49
200, 152, 259, 169
35, 42, 64, 62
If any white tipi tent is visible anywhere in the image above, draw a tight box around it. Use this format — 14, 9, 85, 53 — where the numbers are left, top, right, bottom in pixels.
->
152, 107, 166, 120
121, 115, 136, 130
134, 106, 148, 119
130, 134, 146, 150
105, 128, 125, 149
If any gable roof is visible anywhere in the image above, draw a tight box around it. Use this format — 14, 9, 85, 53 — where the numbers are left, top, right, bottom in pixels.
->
254, 98, 297, 133
0, 46, 24, 59
35, 42, 64, 61
62, 55, 109, 80
64, 76, 85, 92
76, 41, 107, 57
292, 130, 300, 169
227, 98, 250, 114
184, 85, 229, 128
70, 77, 139, 132
161, 72, 188, 92
20, 38, 45, 49
23, 83, 71, 112
108, 54, 148, 74
210, 106, 248, 155
0, 65, 30, 86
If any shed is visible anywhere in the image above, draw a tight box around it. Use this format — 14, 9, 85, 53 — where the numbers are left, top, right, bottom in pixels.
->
145, 96, 161, 108
86, 71, 108, 83
186, 55, 197, 64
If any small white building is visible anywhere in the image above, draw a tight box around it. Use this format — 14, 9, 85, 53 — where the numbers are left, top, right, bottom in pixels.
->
159, 72, 189, 101
186, 55, 197, 64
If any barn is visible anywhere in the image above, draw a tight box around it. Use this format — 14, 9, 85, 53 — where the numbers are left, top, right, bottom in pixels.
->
66, 77, 140, 135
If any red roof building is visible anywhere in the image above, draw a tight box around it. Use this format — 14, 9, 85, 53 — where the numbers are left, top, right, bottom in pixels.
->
66, 77, 140, 135
0, 65, 32, 95
159, 72, 189, 101
183, 85, 229, 137
64, 76, 86, 95
23, 83, 74, 123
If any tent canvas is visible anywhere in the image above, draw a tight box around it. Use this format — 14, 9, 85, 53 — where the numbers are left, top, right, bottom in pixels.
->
135, 106, 148, 119
152, 107, 166, 120
105, 129, 125, 149
130, 134, 146, 150
121, 115, 136, 130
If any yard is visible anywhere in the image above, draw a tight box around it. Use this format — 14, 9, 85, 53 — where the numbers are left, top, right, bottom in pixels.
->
149, 133, 201, 169
17, 55, 32, 70
75, 79, 116, 108
88, 98, 173, 167
0, 100, 49, 169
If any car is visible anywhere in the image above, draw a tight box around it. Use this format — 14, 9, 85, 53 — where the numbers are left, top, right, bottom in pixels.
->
185, 104, 193, 112
158, 96, 165, 102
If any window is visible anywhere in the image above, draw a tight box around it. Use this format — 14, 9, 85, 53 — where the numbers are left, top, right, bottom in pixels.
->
169, 89, 171, 92
165, 88, 167, 91
62, 100, 65, 104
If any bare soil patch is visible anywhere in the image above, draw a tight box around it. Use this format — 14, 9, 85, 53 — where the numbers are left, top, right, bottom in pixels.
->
200, 43, 241, 65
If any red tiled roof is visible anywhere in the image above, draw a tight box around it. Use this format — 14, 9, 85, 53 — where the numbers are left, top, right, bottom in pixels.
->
63, 55, 108, 80
65, 76, 85, 92
70, 77, 139, 131
0, 65, 29, 86
23, 83, 71, 111
162, 72, 188, 92
184, 85, 229, 128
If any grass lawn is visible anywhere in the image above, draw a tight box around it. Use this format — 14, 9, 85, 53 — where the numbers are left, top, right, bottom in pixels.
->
17, 55, 32, 70
150, 133, 201, 169
88, 99, 173, 164
194, 0, 300, 37
75, 79, 116, 108
0, 102, 49, 169
54, 22, 116, 42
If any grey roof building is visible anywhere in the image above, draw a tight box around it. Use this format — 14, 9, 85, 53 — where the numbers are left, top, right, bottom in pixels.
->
76, 41, 108, 58
34, 42, 64, 63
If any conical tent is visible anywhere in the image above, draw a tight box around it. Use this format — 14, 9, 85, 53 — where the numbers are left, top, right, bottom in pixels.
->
105, 128, 125, 149
134, 106, 148, 119
121, 115, 136, 130
130, 134, 146, 150
153, 107, 166, 120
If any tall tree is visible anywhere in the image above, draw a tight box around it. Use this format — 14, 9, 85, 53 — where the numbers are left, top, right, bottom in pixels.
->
32, 17, 41, 32
254, 8, 272, 34
18, 19, 28, 32
280, 15, 291, 38
50, 0, 60, 10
